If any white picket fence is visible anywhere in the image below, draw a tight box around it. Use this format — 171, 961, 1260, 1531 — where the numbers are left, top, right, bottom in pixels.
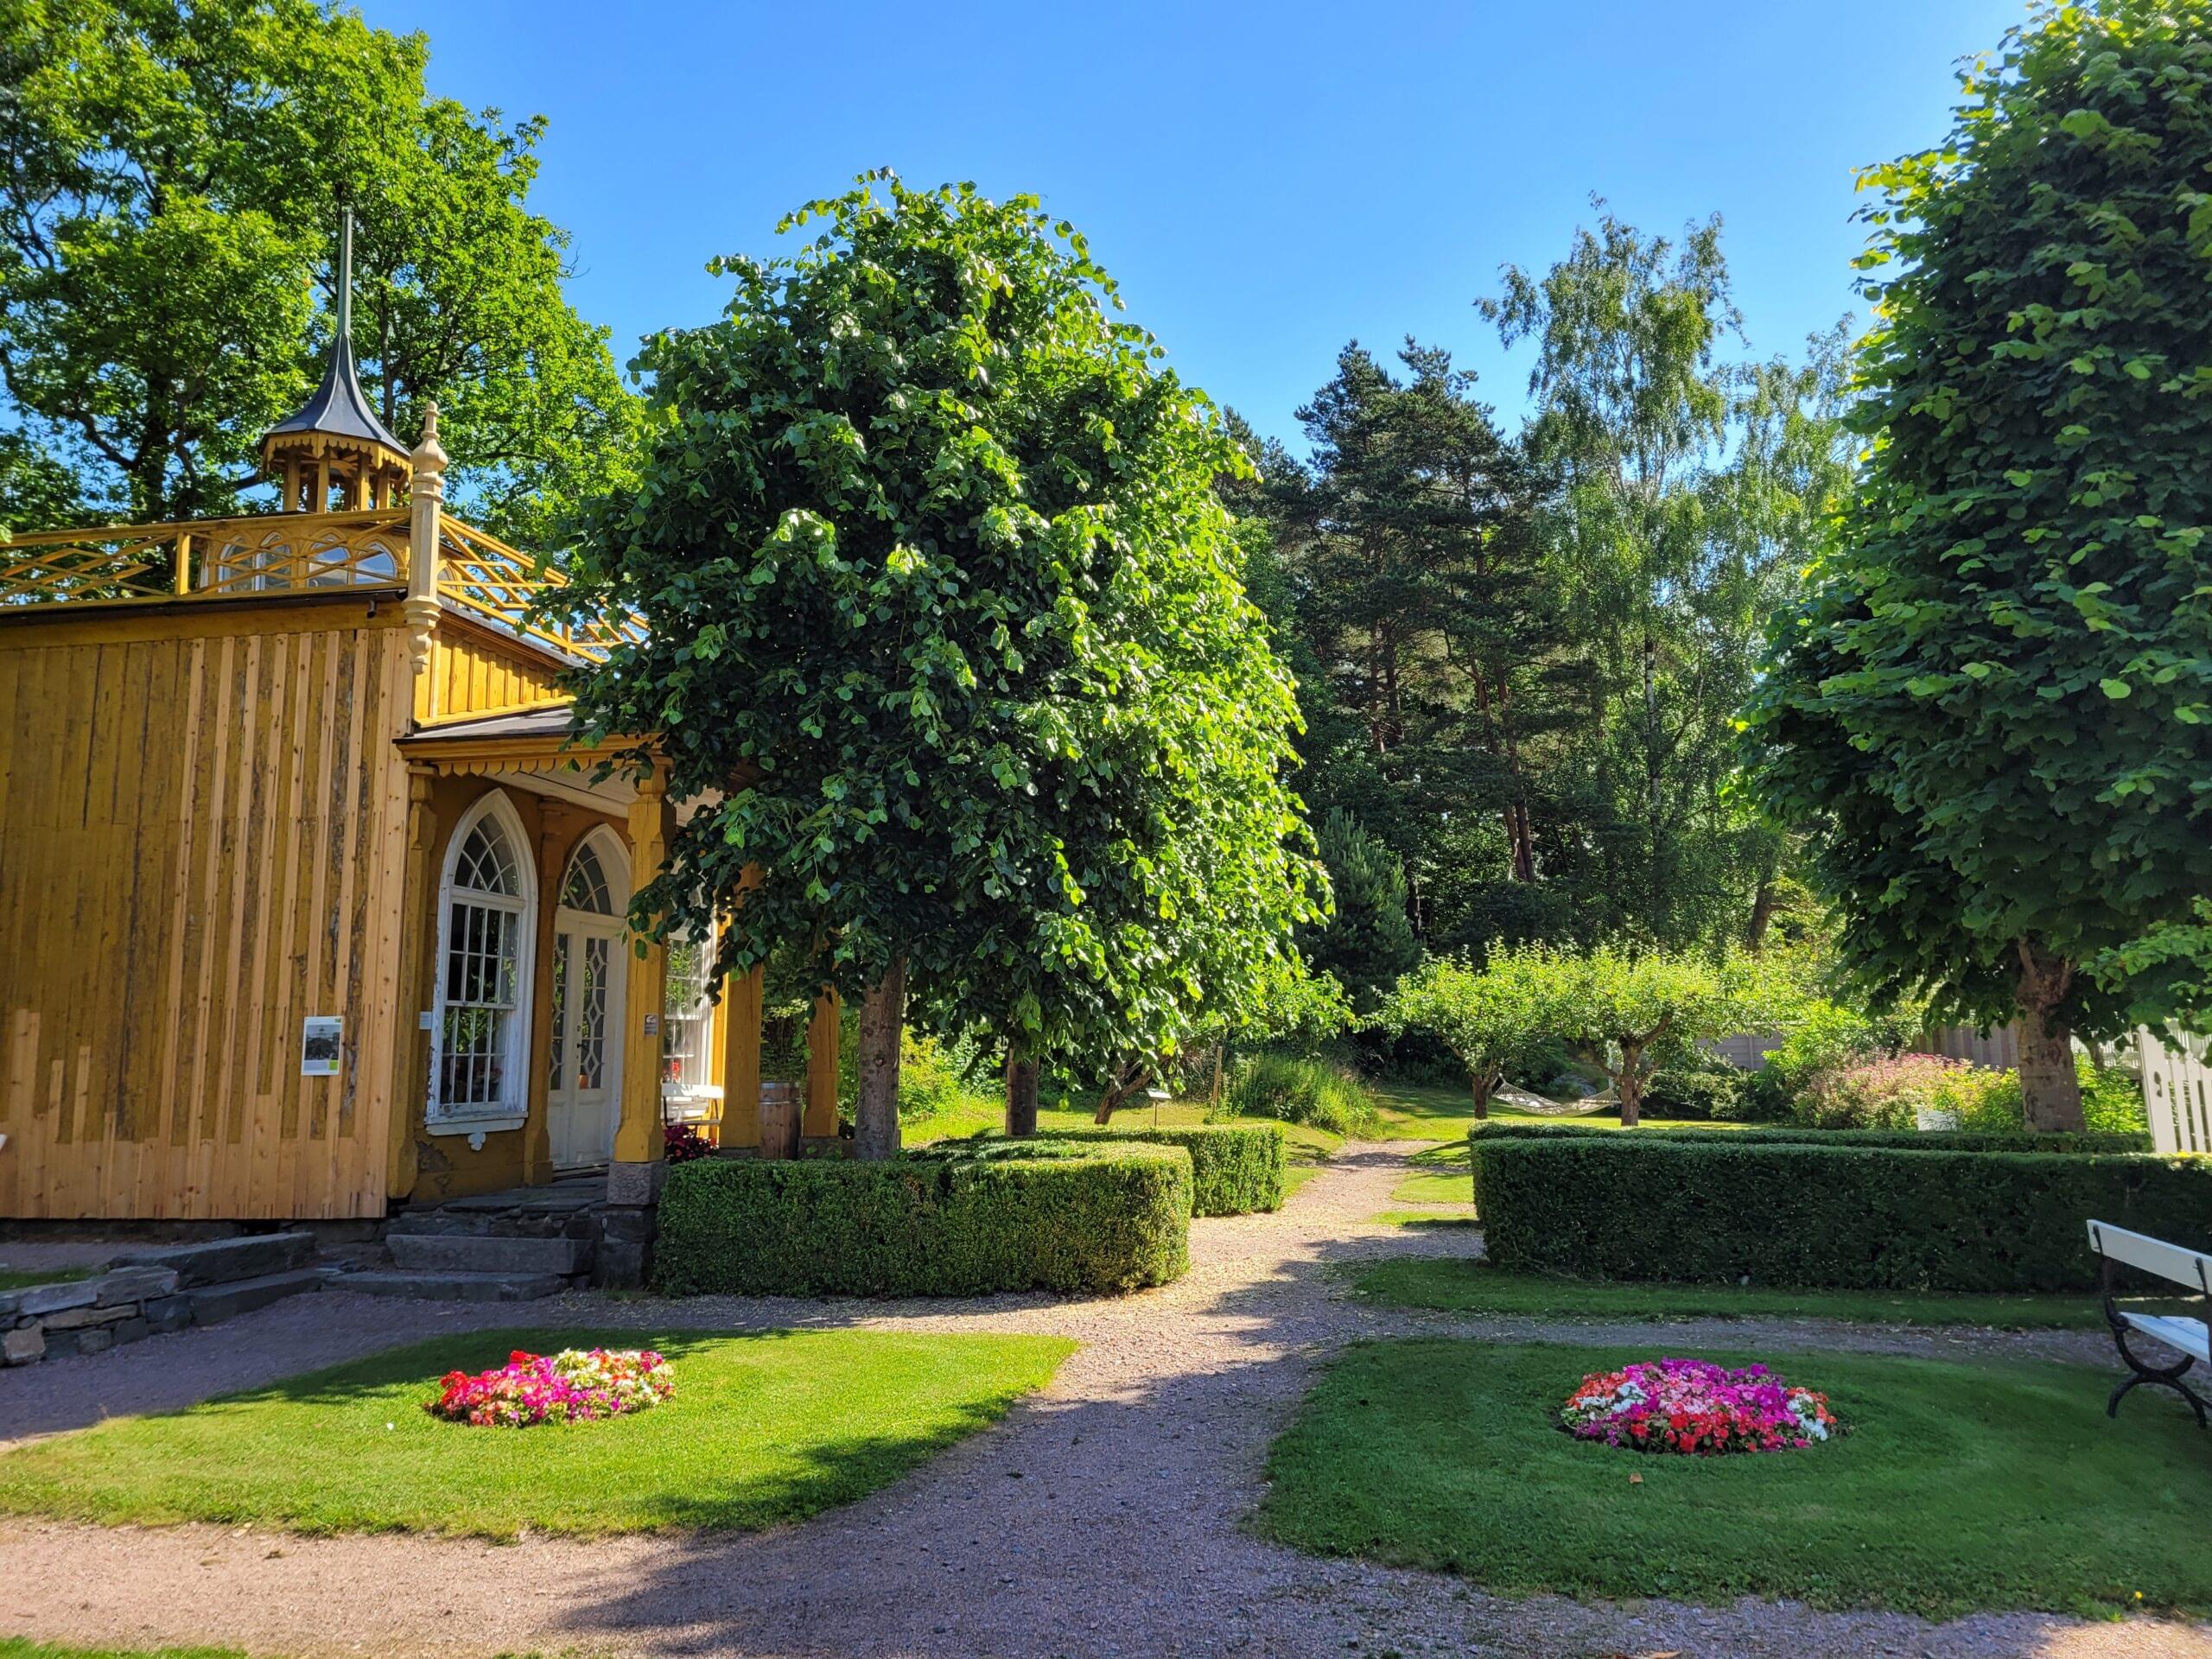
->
2136, 1027, 2212, 1154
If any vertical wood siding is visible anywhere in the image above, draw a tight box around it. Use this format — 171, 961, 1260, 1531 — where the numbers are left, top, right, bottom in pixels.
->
0, 615, 412, 1218
421, 624, 568, 723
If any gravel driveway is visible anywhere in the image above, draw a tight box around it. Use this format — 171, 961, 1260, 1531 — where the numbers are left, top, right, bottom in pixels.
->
1, 1140, 2206, 1659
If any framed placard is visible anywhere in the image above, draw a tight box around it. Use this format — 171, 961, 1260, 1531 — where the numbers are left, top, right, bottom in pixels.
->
301, 1015, 342, 1077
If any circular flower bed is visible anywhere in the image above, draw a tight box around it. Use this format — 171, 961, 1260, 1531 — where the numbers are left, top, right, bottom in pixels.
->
428, 1347, 674, 1427
1560, 1357, 1838, 1454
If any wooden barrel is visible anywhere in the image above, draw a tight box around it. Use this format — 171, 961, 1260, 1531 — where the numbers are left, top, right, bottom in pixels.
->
758, 1080, 802, 1160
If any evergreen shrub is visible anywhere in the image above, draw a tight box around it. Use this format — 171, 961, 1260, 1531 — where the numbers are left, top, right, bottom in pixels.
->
656, 1140, 1191, 1296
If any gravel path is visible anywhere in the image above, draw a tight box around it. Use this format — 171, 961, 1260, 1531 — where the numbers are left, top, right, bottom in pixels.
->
2, 1140, 2207, 1659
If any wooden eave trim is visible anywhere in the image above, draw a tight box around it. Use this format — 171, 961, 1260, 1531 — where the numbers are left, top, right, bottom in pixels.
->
0, 586, 408, 645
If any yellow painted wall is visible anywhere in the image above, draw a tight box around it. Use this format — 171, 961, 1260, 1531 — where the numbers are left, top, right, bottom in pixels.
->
417, 616, 569, 724
0, 597, 414, 1219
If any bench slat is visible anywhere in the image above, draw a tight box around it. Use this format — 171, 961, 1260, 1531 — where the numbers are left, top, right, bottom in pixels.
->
2086, 1220, 2212, 1290
2116, 1310, 2212, 1365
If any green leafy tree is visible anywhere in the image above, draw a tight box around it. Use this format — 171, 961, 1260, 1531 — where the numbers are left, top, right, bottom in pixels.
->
1383, 949, 1553, 1117
1533, 943, 1768, 1127
0, 430, 84, 536
0, 0, 639, 533
1745, 0, 2212, 1130
1481, 205, 1850, 947
555, 175, 1323, 1160
1300, 807, 1419, 1012
1260, 341, 1574, 951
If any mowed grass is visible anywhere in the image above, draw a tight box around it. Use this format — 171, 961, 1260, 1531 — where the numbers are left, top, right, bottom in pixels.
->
1258, 1338, 2212, 1617
902, 1095, 1344, 1199
1389, 1137, 1474, 1207
1348, 1258, 2119, 1329
1364, 1077, 1740, 1143
1370, 1211, 1480, 1229
0, 1266, 95, 1291
0, 1328, 1073, 1537
0, 1644, 251, 1659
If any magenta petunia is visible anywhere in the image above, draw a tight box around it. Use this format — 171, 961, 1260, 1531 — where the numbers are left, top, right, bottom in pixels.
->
1559, 1357, 1840, 1455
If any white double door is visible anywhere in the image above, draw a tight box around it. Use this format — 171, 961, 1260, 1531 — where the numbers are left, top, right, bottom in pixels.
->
547, 907, 627, 1170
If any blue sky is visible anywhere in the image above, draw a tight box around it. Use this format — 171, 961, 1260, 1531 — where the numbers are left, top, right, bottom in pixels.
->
370, 0, 2025, 452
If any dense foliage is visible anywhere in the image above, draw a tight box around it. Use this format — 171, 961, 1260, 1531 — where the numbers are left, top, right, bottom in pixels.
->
1381, 950, 1552, 1116
1224, 1051, 1376, 1136
1745, 0, 2212, 1128
654, 1139, 1192, 1296
0, 0, 639, 535
1796, 1052, 2147, 1135
1469, 1120, 2152, 1154
1031, 1122, 1287, 1215
1249, 213, 1847, 969
556, 175, 1322, 1156
1474, 1134, 2207, 1290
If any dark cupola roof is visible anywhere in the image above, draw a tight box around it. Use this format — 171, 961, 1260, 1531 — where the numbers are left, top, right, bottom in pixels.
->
261, 212, 413, 511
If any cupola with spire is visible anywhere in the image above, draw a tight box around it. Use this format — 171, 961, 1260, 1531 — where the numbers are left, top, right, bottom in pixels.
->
261, 210, 413, 512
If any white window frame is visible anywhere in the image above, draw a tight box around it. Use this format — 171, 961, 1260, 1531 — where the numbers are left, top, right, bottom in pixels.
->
426, 790, 537, 1135
661, 929, 722, 1123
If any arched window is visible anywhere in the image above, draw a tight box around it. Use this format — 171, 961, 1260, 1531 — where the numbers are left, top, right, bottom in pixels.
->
430, 792, 535, 1125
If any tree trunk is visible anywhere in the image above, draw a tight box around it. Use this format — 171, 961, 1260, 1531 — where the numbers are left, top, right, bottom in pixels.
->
2017, 1005, 2084, 1132
1095, 1057, 1153, 1124
1004, 1046, 1039, 1138
1470, 1070, 1491, 1121
1616, 1041, 1643, 1128
2013, 944, 2085, 1133
1745, 880, 1778, 951
852, 957, 906, 1160
1209, 1042, 1226, 1108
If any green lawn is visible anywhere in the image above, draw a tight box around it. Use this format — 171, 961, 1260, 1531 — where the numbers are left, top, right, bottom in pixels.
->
0, 1328, 1072, 1537
0, 1266, 95, 1292
901, 1095, 1344, 1200
1370, 1211, 1480, 1228
1258, 1338, 2212, 1617
0, 1644, 251, 1659
1389, 1169, 1473, 1205
1349, 1258, 2122, 1328
1364, 1077, 1738, 1143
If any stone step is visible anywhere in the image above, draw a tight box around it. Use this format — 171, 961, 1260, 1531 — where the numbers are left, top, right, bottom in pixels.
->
182, 1268, 324, 1324
117, 1231, 315, 1288
335, 1270, 568, 1303
385, 1234, 589, 1275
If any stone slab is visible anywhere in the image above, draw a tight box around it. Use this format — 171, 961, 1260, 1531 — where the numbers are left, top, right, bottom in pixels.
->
116, 1233, 314, 1288
94, 1266, 180, 1306
40, 1301, 137, 1331
605, 1160, 665, 1207
18, 1280, 99, 1317
385, 1234, 588, 1275
142, 1294, 193, 1334
183, 1268, 323, 1324
334, 1270, 566, 1303
2, 1325, 44, 1365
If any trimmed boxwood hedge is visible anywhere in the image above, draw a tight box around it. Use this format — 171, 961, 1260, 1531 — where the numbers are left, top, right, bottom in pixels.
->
1031, 1123, 1287, 1215
1473, 1134, 2212, 1292
1468, 1121, 2152, 1154
654, 1139, 1192, 1297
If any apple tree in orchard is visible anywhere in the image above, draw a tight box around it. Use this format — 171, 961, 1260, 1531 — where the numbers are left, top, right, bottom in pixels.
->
556, 173, 1323, 1158
1745, 2, 2212, 1130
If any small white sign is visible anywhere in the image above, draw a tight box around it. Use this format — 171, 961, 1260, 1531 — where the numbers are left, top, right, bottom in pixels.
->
643, 1013, 660, 1036
302, 1015, 343, 1077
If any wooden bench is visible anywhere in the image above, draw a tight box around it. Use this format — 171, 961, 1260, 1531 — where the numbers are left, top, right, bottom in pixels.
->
2086, 1219, 2211, 1427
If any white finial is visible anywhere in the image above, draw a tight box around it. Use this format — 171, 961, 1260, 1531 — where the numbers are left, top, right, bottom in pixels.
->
411, 400, 448, 475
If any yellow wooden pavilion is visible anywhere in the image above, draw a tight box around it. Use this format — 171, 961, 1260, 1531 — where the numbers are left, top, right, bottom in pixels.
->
0, 252, 836, 1223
